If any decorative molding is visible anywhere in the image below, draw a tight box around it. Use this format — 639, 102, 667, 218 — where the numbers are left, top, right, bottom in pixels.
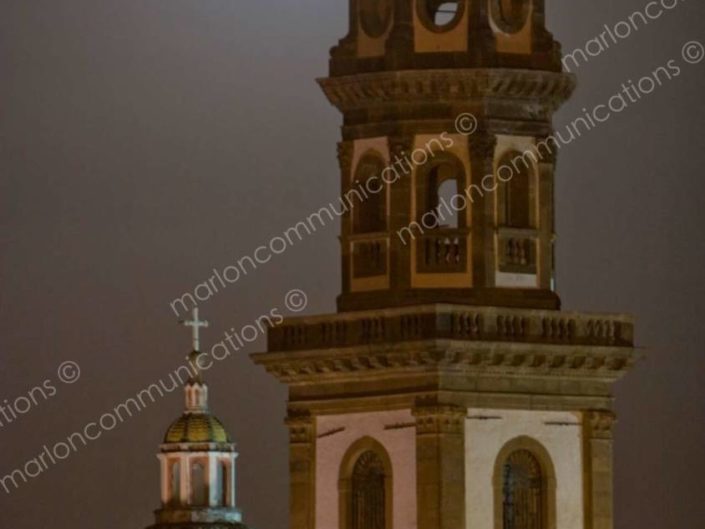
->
584, 409, 617, 439
319, 69, 576, 113
264, 304, 634, 353
285, 412, 315, 444
413, 404, 466, 435
254, 342, 634, 384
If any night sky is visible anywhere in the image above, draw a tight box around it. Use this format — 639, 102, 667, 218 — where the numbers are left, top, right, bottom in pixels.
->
0, 1, 703, 529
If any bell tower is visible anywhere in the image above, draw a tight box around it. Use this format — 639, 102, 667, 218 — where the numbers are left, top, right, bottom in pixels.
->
322, 0, 572, 313
253, 2, 635, 529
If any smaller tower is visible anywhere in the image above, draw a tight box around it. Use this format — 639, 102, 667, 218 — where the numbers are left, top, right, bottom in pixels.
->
147, 309, 247, 529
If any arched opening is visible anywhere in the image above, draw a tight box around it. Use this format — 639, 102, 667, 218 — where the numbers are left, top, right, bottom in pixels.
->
419, 0, 464, 29
415, 154, 469, 272
353, 153, 387, 234
351, 451, 386, 529
496, 150, 537, 273
417, 154, 466, 228
339, 437, 393, 529
219, 462, 229, 506
191, 462, 208, 506
437, 177, 459, 229
493, 437, 556, 529
497, 151, 534, 229
502, 450, 543, 529
169, 460, 180, 505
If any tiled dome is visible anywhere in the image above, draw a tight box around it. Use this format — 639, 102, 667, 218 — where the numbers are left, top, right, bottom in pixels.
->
164, 412, 231, 444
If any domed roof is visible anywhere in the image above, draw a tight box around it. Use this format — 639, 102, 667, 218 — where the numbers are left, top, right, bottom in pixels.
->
164, 412, 231, 444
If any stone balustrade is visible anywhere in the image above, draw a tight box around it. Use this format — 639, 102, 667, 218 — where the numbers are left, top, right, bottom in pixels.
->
269, 305, 634, 353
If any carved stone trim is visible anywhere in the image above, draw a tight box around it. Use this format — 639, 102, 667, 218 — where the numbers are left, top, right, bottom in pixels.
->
413, 404, 466, 435
319, 69, 576, 112
264, 304, 634, 354
285, 412, 315, 445
254, 340, 635, 385
584, 409, 617, 440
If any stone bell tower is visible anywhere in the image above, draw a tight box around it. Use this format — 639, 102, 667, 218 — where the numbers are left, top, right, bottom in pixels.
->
253, 2, 635, 529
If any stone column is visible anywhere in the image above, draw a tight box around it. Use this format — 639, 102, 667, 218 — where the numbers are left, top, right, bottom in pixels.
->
388, 135, 416, 291
338, 141, 354, 296
468, 133, 497, 288
467, 0, 497, 64
536, 136, 556, 290
413, 404, 466, 529
385, 0, 415, 69
582, 410, 616, 529
286, 412, 316, 529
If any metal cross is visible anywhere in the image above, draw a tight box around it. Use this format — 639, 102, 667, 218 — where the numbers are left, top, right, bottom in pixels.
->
179, 307, 209, 351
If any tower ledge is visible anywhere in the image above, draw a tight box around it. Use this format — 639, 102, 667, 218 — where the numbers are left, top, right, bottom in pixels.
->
319, 67, 575, 118
253, 304, 635, 411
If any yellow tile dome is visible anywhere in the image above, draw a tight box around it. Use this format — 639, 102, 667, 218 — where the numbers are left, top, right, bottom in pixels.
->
164, 412, 231, 444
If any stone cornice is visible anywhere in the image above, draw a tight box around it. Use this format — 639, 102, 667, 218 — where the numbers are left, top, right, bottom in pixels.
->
253, 340, 634, 385
318, 68, 576, 113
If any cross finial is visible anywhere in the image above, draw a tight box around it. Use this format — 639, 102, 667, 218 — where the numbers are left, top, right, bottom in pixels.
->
179, 307, 209, 352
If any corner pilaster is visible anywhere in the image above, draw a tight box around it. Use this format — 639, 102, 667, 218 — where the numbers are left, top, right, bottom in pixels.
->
413, 403, 466, 529
286, 412, 316, 529
582, 409, 616, 529
469, 133, 498, 287
537, 137, 556, 290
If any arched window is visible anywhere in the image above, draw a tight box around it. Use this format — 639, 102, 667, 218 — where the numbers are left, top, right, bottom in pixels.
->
351, 451, 386, 529
502, 450, 543, 529
169, 460, 181, 505
417, 154, 467, 229
339, 437, 392, 529
216, 461, 228, 505
437, 178, 459, 228
353, 153, 387, 234
417, 0, 464, 30
191, 462, 208, 506
497, 151, 535, 229
220, 462, 233, 506
493, 437, 556, 529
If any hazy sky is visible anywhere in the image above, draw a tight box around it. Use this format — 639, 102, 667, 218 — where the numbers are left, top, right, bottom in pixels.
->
0, 1, 703, 529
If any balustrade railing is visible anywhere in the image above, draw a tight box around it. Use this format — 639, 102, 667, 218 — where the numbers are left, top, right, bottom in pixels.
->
417, 229, 469, 273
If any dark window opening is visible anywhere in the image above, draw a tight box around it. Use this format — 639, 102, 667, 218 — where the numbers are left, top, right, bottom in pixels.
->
353, 156, 387, 234
502, 450, 544, 529
423, 160, 463, 229
351, 451, 386, 529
